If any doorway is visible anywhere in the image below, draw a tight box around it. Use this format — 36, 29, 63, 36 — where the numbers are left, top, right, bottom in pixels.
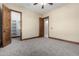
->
39, 16, 49, 38
2, 5, 22, 47
11, 10, 22, 40
44, 17, 49, 38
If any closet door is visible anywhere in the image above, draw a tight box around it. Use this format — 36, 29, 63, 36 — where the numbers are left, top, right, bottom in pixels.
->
2, 5, 11, 47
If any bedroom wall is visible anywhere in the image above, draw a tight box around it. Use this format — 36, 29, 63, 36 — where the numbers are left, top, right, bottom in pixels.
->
3, 3, 79, 42
43, 4, 79, 42
5, 3, 40, 39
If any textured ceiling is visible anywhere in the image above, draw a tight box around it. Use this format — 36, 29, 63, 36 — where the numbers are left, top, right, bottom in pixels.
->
16, 3, 68, 15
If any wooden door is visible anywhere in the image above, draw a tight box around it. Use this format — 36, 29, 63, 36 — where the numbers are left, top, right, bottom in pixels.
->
39, 17, 44, 37
2, 5, 11, 47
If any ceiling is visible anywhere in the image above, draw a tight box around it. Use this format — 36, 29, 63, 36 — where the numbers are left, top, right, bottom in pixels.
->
18, 3, 68, 15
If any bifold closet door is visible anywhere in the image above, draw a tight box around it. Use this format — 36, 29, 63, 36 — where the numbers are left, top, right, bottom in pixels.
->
2, 4, 11, 47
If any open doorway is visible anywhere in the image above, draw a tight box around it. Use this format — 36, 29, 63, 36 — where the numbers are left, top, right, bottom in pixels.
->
39, 17, 49, 38
11, 10, 22, 41
2, 5, 22, 47
44, 17, 49, 38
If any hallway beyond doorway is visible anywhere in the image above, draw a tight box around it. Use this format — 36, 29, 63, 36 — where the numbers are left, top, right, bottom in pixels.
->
44, 17, 49, 38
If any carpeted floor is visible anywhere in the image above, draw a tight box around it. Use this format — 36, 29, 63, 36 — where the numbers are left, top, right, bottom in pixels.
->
0, 37, 79, 56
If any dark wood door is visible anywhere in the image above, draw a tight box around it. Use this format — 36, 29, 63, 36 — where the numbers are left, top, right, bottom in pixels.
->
0, 6, 2, 47
2, 5, 11, 47
39, 17, 44, 37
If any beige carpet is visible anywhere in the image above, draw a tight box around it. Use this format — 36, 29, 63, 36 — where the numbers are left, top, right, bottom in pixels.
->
0, 37, 79, 56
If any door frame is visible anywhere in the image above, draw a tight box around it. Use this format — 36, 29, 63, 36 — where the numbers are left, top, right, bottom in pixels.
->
39, 16, 49, 37
10, 9, 22, 40
43, 16, 49, 37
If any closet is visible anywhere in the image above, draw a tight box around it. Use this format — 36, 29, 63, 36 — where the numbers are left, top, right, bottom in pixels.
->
0, 4, 22, 47
11, 11, 20, 38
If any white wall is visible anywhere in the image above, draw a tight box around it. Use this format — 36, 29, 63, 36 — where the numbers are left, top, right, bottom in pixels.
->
43, 4, 79, 42
4, 3, 79, 42
5, 4, 40, 39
